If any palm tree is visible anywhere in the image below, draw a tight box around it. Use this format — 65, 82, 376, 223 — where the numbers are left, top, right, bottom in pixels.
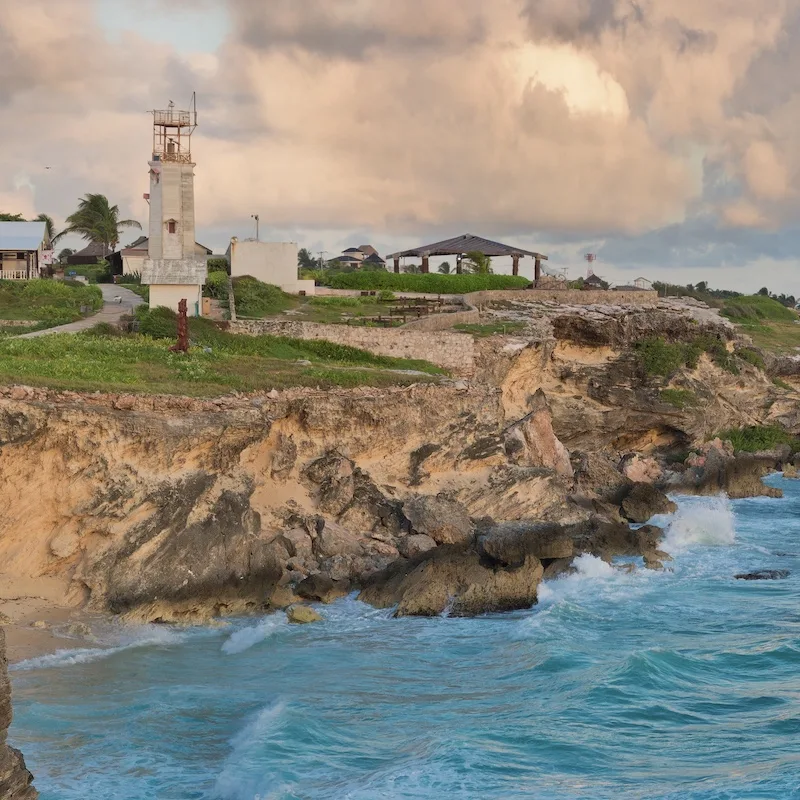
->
463, 251, 492, 274
35, 213, 68, 247
62, 194, 141, 257
57, 248, 75, 264
438, 261, 452, 275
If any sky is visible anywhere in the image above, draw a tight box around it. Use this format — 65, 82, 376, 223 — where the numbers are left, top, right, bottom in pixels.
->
2, 0, 800, 293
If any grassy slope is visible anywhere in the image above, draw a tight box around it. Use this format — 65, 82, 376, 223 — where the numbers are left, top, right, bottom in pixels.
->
721, 296, 800, 354
0, 309, 445, 395
0, 280, 103, 333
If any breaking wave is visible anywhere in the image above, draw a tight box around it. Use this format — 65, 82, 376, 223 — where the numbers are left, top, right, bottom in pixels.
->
221, 616, 287, 655
662, 494, 736, 553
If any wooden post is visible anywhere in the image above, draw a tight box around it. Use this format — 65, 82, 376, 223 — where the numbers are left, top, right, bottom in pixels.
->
421, 254, 430, 274
512, 254, 520, 277
393, 256, 400, 274
170, 298, 189, 353
534, 257, 542, 286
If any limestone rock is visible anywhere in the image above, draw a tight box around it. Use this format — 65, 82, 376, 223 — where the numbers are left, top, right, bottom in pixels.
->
503, 390, 573, 478
783, 463, 799, 479
279, 528, 314, 559
65, 622, 91, 638
477, 521, 574, 567
403, 495, 474, 546
314, 521, 364, 558
621, 483, 678, 523
286, 605, 322, 624
620, 455, 663, 484
50, 531, 80, 560
296, 573, 350, 604
358, 547, 544, 617
542, 557, 576, 581
734, 570, 790, 581
30, 621, 47, 630
398, 534, 437, 559
267, 585, 302, 609
0, 629, 38, 798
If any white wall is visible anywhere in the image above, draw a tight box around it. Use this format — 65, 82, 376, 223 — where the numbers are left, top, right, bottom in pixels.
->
229, 240, 312, 294
149, 284, 203, 316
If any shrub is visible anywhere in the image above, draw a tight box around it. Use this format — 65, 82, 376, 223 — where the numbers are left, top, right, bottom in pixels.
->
377, 289, 396, 302
205, 271, 229, 300
207, 257, 230, 274
736, 348, 766, 370
323, 272, 531, 293
773, 378, 793, 391
660, 389, 697, 409
716, 425, 799, 453
231, 276, 293, 317
635, 338, 688, 377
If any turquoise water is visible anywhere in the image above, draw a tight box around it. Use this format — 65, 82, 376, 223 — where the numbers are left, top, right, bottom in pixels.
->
9, 477, 800, 799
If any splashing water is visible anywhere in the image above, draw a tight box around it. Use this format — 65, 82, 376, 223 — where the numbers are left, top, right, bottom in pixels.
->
9, 477, 800, 799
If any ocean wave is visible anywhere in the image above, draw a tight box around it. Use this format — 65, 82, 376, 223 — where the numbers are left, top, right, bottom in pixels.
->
662, 495, 736, 553
11, 624, 190, 671
221, 616, 287, 655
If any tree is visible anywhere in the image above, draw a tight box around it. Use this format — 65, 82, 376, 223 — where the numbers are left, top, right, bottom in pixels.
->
463, 251, 492, 274
403, 263, 421, 274
758, 287, 769, 296
57, 248, 75, 264
298, 247, 319, 270
35, 213, 67, 246
0, 213, 24, 221
62, 194, 141, 257
438, 261, 452, 274
695, 281, 708, 293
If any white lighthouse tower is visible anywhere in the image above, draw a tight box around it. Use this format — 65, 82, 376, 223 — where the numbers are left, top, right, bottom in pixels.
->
141, 95, 207, 315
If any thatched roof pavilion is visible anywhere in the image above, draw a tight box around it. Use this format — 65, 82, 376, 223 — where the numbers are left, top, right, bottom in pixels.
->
386, 233, 548, 279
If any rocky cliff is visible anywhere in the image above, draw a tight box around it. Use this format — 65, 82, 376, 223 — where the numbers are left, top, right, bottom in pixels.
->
0, 629, 37, 799
0, 298, 794, 625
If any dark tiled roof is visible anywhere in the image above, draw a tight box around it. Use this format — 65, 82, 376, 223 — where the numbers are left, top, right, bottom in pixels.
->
387, 233, 546, 260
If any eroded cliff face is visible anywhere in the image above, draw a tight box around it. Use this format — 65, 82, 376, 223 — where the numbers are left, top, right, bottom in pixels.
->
0, 629, 37, 799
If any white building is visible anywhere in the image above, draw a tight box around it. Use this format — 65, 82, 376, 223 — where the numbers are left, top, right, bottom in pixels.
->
226, 239, 315, 295
0, 221, 51, 279
141, 98, 207, 316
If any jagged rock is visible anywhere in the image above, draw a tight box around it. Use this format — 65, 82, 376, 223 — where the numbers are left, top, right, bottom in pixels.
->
574, 522, 663, 563
542, 557, 576, 580
620, 454, 663, 484
279, 529, 314, 558
286, 605, 322, 624
65, 622, 91, 638
296, 573, 350, 604
668, 448, 782, 499
503, 390, 573, 478
734, 570, 790, 581
0, 629, 38, 799
314, 520, 363, 558
398, 534, 438, 558
621, 483, 678, 523
50, 531, 80, 560
403, 495, 474, 546
0, 613, 10, 625
477, 521, 573, 567
29, 621, 47, 630
359, 547, 544, 617
643, 553, 665, 571
783, 463, 799, 479
267, 585, 302, 609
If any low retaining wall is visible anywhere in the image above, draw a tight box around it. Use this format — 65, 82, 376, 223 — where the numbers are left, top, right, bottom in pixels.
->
466, 289, 660, 306
228, 320, 475, 375
401, 309, 479, 331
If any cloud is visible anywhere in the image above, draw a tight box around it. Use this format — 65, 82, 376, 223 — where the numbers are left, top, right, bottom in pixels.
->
0, 0, 797, 283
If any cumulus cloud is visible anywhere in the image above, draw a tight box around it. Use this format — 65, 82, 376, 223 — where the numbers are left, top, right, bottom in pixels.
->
0, 0, 799, 267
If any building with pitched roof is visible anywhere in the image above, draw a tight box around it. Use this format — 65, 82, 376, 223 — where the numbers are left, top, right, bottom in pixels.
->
0, 221, 51, 279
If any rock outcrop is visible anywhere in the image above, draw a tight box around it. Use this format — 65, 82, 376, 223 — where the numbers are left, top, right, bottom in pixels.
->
0, 629, 37, 799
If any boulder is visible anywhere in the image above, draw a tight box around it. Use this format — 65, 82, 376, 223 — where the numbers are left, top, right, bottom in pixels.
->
398, 534, 438, 559
503, 390, 573, 478
50, 531, 80, 560
277, 528, 314, 559
314, 520, 363, 558
783, 464, 799, 479
575, 522, 663, 562
358, 547, 544, 618
620, 455, 663, 484
542, 557, 576, 581
286, 605, 322, 624
477, 521, 573, 567
621, 483, 678, 523
403, 495, 474, 546
734, 570, 790, 581
296, 573, 350, 604
267, 585, 302, 609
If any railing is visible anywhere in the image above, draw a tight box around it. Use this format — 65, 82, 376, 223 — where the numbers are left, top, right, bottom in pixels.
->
0, 270, 29, 280
153, 109, 192, 127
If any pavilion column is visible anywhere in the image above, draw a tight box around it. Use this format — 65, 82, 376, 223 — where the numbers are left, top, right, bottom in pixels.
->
421, 254, 430, 274
456, 255, 463, 274
393, 256, 400, 274
512, 254, 520, 277
534, 257, 542, 286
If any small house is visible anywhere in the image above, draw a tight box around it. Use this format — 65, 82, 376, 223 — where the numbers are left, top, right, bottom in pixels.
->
66, 242, 108, 265
583, 273, 607, 290
0, 221, 51, 279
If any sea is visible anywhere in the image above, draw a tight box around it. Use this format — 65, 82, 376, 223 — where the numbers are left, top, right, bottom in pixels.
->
8, 474, 800, 799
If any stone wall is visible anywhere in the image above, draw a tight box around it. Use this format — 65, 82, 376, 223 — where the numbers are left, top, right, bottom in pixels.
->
227, 320, 475, 375
0, 629, 38, 799
401, 309, 480, 331
466, 289, 659, 307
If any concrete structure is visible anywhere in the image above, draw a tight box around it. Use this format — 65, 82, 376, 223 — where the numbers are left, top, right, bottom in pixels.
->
110, 236, 211, 278
141, 97, 207, 315
227, 238, 315, 295
0, 221, 51, 279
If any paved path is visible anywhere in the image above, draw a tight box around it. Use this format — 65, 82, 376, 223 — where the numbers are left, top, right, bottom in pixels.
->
18, 284, 144, 339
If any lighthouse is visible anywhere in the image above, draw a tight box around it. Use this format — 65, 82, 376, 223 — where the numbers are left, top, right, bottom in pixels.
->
141, 94, 207, 316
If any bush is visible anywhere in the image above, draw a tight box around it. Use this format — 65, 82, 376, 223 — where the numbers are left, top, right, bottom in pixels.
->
377, 289, 396, 302
207, 257, 230, 274
205, 271, 229, 300
323, 273, 531, 293
635, 338, 688, 377
736, 348, 766, 370
716, 425, 799, 453
660, 389, 697, 409
773, 378, 793, 391
231, 276, 294, 317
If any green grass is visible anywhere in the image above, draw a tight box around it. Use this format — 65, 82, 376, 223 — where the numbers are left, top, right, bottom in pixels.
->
63, 264, 112, 284
773, 378, 794, 391
716, 425, 799, 454
454, 322, 528, 337
0, 279, 103, 328
0, 314, 445, 395
324, 273, 531, 293
721, 295, 796, 323
660, 389, 697, 409
736, 348, 766, 370
635, 336, 740, 377
120, 284, 149, 302
205, 272, 296, 318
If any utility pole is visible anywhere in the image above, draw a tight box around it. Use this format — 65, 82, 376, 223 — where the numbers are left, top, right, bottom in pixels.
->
251, 214, 260, 241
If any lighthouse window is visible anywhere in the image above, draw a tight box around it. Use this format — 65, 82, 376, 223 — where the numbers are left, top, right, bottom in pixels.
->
168, 221, 176, 234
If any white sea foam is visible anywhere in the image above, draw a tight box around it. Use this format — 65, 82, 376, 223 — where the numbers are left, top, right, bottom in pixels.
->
221, 616, 287, 655
662, 495, 736, 553
11, 624, 189, 671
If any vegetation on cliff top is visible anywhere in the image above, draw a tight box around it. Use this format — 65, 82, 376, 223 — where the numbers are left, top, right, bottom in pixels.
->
0, 279, 103, 332
0, 309, 445, 395
635, 335, 740, 377
716, 425, 799, 454
323, 272, 530, 293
